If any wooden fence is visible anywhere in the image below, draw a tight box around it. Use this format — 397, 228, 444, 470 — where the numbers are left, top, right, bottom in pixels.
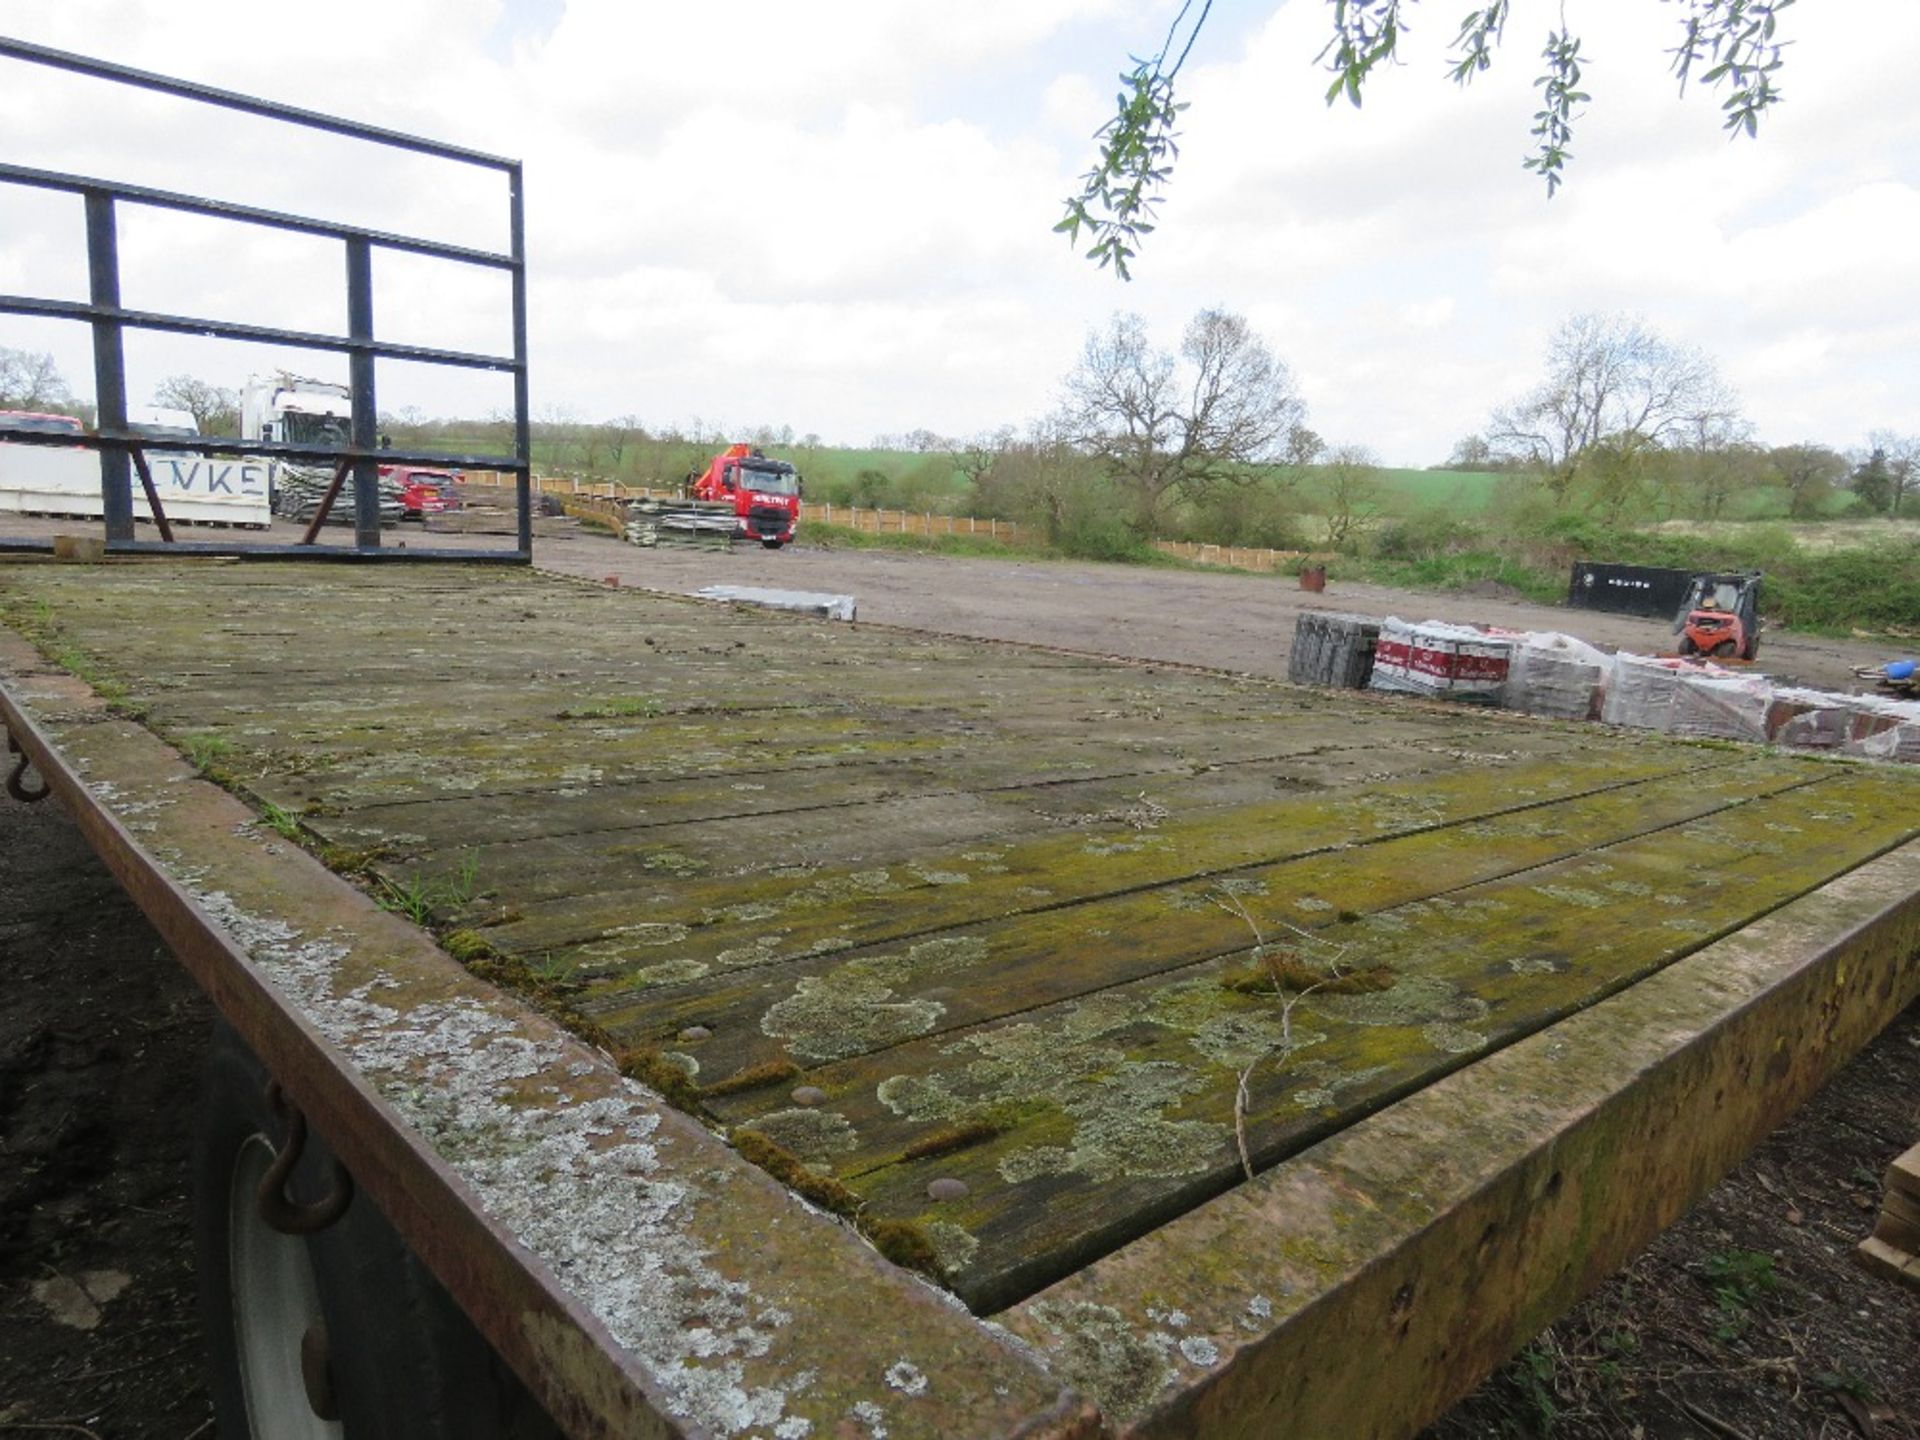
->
1150, 540, 1330, 574
459, 471, 1324, 575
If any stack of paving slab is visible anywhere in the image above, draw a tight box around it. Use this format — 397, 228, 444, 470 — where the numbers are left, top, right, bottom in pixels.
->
1286, 611, 1379, 688
271, 463, 403, 526
624, 497, 736, 550
1601, 654, 1773, 742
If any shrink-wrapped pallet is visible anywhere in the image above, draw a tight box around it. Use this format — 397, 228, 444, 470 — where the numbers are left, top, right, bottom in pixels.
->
1368, 618, 1512, 702
1600, 654, 1682, 732
1286, 612, 1380, 689
1670, 671, 1773, 742
1502, 632, 1608, 721
1766, 687, 1841, 745
1847, 699, 1920, 763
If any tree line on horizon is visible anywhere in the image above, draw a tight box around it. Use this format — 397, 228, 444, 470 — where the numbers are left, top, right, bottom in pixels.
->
4, 309, 1915, 560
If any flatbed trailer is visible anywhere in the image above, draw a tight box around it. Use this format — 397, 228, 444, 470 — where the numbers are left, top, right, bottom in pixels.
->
3, 557, 1918, 1438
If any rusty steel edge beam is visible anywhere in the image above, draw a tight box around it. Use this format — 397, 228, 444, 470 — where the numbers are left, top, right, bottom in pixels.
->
1002, 839, 1920, 1439
0, 683, 689, 1437
0, 662, 1095, 1440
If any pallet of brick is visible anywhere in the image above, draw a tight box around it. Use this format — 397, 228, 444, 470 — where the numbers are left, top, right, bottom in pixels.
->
1767, 688, 1857, 750
1850, 700, 1920, 763
1286, 611, 1379, 688
1369, 618, 1512, 703
624, 497, 736, 550
1859, 1142, 1920, 1291
1670, 671, 1773, 743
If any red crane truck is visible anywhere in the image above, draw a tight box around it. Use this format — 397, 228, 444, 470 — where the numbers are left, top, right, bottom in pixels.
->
689, 442, 801, 548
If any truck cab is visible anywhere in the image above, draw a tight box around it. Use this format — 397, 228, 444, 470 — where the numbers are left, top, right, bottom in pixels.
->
691, 443, 801, 548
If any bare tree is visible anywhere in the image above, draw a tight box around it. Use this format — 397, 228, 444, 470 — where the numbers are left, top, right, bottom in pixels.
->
604, 414, 645, 478
1062, 309, 1305, 536
952, 426, 1016, 493
152, 374, 239, 435
0, 348, 73, 410
1316, 445, 1384, 549
1489, 314, 1739, 499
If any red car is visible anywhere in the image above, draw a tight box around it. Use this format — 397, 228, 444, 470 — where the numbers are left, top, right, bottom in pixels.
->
1, 410, 86, 440
378, 465, 462, 520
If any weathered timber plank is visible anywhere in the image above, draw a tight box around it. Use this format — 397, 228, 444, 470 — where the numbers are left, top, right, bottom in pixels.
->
349, 739, 1569, 917
308, 735, 1483, 855
655, 755, 1818, 1088
535, 749, 1712, 1009
722, 769, 1920, 1310
0, 634, 1093, 1440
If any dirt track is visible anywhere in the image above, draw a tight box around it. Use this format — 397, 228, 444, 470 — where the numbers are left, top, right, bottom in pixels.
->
1, 512, 1902, 692
527, 532, 1899, 696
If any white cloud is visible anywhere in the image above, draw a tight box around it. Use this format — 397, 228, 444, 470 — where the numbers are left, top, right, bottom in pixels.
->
1, 1, 1915, 459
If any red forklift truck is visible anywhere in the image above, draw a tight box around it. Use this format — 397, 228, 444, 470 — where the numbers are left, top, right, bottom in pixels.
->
1674, 571, 1763, 660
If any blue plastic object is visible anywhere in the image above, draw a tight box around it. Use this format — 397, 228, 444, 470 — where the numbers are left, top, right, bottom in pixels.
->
1887, 659, 1916, 680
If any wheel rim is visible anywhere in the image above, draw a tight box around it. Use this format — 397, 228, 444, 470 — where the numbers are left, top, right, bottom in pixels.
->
229, 1134, 344, 1439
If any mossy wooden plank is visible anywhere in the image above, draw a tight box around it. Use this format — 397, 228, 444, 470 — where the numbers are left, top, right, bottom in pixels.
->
504, 748, 1703, 997
647, 756, 1817, 1091
743, 768, 1920, 1310
351, 738, 1576, 917
307, 736, 1479, 855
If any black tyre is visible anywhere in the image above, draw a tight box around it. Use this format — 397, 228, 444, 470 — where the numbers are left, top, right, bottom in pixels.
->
1711, 639, 1737, 658
761, 538, 784, 550
1677, 635, 1698, 656
193, 1025, 560, 1439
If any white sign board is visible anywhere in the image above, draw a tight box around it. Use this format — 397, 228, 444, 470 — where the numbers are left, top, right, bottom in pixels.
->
0, 442, 272, 528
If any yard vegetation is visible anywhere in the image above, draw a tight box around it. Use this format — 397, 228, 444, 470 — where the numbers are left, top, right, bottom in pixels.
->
8, 298, 1917, 638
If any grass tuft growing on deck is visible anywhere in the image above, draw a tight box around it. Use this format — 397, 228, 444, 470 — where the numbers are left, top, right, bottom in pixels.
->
732, 1128, 863, 1214
702, 1058, 802, 1097
1220, 957, 1396, 996
618, 1046, 706, 1112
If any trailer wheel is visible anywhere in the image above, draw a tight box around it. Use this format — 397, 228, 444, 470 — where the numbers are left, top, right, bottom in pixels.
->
194, 1025, 562, 1440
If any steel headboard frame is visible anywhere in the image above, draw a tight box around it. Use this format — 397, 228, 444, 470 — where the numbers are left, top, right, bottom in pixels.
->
0, 36, 533, 562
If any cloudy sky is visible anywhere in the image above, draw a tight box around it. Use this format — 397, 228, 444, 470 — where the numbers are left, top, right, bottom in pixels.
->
1, 1, 1915, 464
